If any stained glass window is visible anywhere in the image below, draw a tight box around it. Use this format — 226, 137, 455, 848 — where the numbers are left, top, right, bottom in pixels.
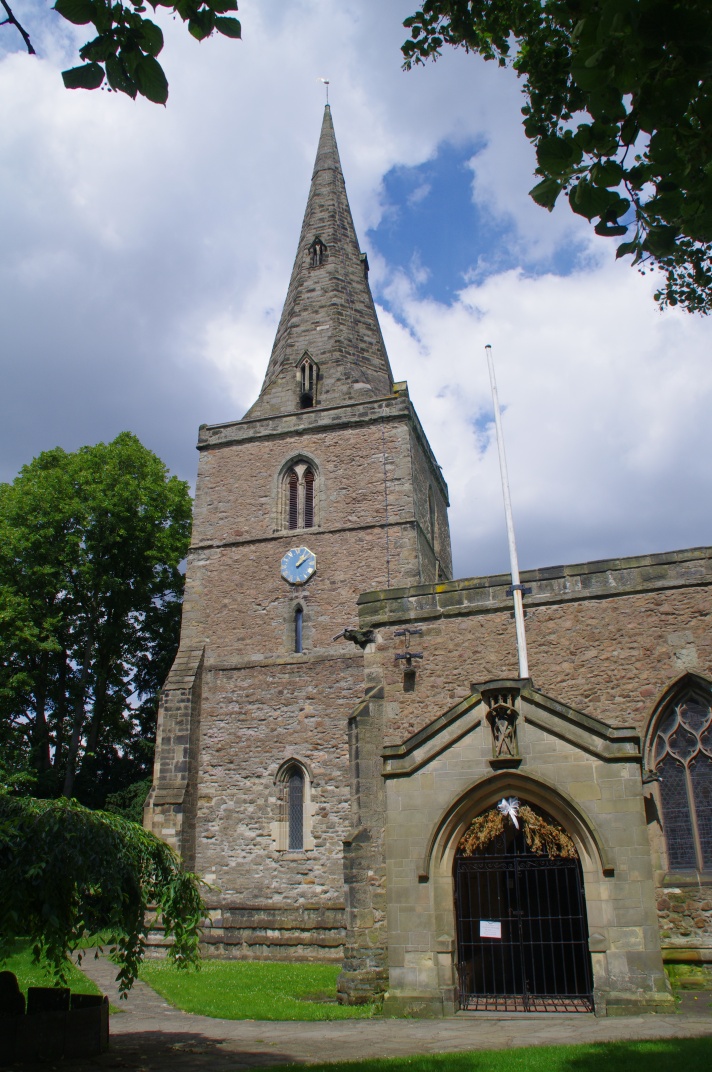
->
653, 696, 712, 872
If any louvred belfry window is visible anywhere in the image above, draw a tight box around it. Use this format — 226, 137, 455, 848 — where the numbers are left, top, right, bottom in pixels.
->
304, 469, 314, 528
653, 693, 712, 872
288, 471, 299, 530
283, 463, 317, 530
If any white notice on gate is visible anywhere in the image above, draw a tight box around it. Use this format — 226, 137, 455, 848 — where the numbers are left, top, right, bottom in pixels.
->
479, 920, 502, 939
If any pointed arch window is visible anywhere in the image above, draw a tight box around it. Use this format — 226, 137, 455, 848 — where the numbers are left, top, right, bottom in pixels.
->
308, 237, 327, 267
283, 461, 317, 531
651, 686, 712, 872
274, 760, 313, 852
298, 356, 318, 409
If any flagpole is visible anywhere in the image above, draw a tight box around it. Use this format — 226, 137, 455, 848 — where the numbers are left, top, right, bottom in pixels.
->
485, 344, 530, 679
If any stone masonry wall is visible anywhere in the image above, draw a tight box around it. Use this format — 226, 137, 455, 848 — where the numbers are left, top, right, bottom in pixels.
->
146, 391, 453, 958
408, 422, 452, 583
358, 549, 712, 745
356, 547, 712, 963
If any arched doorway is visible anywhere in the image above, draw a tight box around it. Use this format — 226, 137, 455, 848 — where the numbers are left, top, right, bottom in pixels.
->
454, 800, 593, 1012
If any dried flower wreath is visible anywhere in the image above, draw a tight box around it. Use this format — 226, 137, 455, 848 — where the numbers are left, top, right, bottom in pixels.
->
459, 804, 577, 859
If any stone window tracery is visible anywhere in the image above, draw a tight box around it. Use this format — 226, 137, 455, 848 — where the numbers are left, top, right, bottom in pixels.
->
652, 690, 712, 872
282, 460, 318, 531
273, 760, 313, 852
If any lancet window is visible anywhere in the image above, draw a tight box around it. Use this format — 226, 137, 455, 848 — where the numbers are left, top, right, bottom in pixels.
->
274, 760, 312, 852
294, 605, 304, 654
308, 237, 327, 267
298, 356, 317, 409
283, 461, 317, 531
287, 767, 305, 850
651, 688, 712, 872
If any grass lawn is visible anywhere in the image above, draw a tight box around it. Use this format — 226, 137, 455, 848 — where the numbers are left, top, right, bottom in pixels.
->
139, 959, 379, 1020
0, 938, 102, 998
266, 1038, 712, 1072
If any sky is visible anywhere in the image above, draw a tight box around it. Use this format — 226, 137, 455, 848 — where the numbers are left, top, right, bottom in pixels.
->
2, 0, 711, 580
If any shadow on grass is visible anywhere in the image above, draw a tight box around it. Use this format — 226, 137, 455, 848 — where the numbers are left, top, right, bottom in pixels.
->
267, 1038, 712, 1072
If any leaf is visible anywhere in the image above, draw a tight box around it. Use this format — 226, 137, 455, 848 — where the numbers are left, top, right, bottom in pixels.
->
139, 19, 164, 57
616, 240, 639, 259
215, 15, 241, 38
188, 9, 215, 39
79, 34, 118, 63
135, 55, 168, 104
105, 55, 137, 98
594, 221, 628, 237
591, 159, 623, 188
61, 63, 105, 90
210, 0, 238, 11
569, 179, 618, 221
54, 0, 96, 25
529, 177, 563, 211
536, 135, 582, 176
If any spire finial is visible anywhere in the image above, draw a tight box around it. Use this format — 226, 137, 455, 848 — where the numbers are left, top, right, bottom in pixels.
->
318, 77, 330, 105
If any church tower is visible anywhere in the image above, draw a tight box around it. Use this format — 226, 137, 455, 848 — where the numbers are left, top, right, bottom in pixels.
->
145, 107, 452, 957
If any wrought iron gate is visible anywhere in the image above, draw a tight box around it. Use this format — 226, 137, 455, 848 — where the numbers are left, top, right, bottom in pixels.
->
455, 841, 593, 1012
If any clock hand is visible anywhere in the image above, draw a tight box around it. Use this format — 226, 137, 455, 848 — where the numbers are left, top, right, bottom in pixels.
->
295, 553, 308, 567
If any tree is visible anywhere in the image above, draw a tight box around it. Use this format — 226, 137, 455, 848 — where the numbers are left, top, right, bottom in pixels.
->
402, 1, 712, 314
0, 794, 204, 991
0, 0, 241, 104
0, 432, 192, 804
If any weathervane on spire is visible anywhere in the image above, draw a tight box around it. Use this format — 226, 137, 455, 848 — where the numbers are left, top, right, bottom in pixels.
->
318, 77, 330, 105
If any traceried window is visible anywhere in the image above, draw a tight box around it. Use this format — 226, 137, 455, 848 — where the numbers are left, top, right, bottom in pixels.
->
283, 462, 317, 531
274, 760, 312, 852
652, 693, 712, 872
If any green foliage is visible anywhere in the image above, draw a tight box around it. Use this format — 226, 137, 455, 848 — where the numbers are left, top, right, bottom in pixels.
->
402, 1, 712, 314
0, 0, 242, 104
139, 959, 379, 1020
0, 432, 191, 804
0, 795, 205, 993
0, 937, 101, 997
104, 776, 152, 822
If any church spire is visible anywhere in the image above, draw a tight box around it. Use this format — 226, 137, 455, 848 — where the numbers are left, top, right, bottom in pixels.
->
246, 106, 394, 418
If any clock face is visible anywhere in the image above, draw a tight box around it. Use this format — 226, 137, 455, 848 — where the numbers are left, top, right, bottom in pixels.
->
281, 546, 317, 586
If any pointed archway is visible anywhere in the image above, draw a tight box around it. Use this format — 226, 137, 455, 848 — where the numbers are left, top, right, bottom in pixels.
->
453, 800, 594, 1012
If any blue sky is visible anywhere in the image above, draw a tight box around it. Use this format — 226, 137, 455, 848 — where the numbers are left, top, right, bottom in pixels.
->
2, 0, 712, 578
369, 140, 585, 309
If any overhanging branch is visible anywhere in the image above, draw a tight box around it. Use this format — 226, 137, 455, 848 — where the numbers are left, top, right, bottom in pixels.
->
0, 0, 35, 54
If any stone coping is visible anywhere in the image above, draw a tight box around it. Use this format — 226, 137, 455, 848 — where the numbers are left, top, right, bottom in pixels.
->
358, 546, 712, 625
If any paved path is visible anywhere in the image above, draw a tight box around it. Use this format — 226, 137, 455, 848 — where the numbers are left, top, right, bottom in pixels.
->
66, 953, 712, 1072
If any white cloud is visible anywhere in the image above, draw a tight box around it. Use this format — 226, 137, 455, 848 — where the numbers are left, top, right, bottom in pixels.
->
1, 0, 711, 581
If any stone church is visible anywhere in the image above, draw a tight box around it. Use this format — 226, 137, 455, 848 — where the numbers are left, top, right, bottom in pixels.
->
145, 106, 712, 1016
